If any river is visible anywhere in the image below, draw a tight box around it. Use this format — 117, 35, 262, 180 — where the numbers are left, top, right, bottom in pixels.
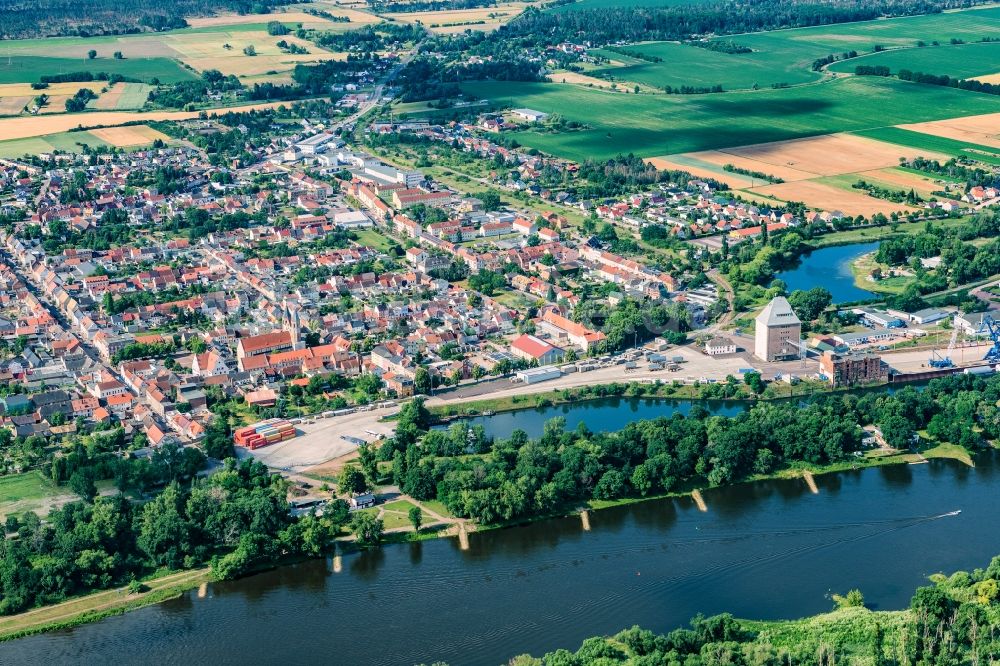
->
776, 241, 880, 304
7, 450, 999, 666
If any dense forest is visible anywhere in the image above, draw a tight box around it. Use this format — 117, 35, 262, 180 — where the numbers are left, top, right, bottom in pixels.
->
511, 555, 1000, 665
0, 458, 349, 615
498, 0, 987, 46
0, 0, 295, 38
384, 372, 999, 526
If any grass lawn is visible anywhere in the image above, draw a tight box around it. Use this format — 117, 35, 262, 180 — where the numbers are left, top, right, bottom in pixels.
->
849, 252, 913, 295
0, 56, 195, 85
380, 499, 425, 529
921, 442, 975, 467
852, 127, 1000, 166
0, 471, 65, 518
0, 471, 57, 504
493, 290, 542, 310
352, 228, 395, 252
420, 499, 454, 519
461, 76, 1000, 161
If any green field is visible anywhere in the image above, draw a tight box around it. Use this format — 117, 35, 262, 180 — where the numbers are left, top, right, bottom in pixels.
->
463, 76, 1000, 160
0, 131, 112, 158
829, 41, 1000, 78
0, 471, 60, 517
591, 42, 818, 91
586, 7, 1000, 92
116, 83, 156, 109
852, 127, 1000, 166
0, 57, 195, 85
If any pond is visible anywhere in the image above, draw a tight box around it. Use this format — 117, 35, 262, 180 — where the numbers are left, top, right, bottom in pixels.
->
775, 241, 880, 304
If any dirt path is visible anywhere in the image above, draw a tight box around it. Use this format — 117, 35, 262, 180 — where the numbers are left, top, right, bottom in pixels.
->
0, 568, 209, 639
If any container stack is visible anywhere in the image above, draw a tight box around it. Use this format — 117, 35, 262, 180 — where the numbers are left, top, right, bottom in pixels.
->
234, 419, 296, 449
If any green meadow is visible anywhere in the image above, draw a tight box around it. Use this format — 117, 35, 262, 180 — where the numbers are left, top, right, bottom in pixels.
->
0, 56, 195, 85
852, 127, 1000, 166
463, 76, 1000, 160
0, 131, 113, 159
586, 6, 1000, 92
829, 41, 1000, 78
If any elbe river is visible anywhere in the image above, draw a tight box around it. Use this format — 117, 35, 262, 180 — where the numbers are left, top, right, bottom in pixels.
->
7, 394, 999, 666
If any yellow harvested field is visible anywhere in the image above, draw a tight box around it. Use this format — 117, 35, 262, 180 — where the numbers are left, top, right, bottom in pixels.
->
685, 150, 819, 182
39, 96, 76, 114
650, 132, 957, 217
549, 71, 654, 92
723, 133, 951, 176
975, 73, 1000, 84
288, 3, 381, 25
645, 156, 757, 189
0, 101, 289, 141
0, 82, 104, 97
854, 168, 944, 198
0, 96, 30, 116
91, 88, 123, 111
898, 112, 1000, 149
168, 31, 346, 77
88, 124, 170, 147
747, 180, 915, 217
385, 2, 533, 33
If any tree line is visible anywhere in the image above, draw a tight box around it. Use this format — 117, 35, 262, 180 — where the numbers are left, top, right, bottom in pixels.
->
0, 458, 350, 615
0, 0, 295, 39
497, 0, 977, 48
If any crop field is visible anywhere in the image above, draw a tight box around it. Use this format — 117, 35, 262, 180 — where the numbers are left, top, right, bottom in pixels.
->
88, 124, 170, 147
590, 42, 819, 91
0, 100, 289, 141
462, 76, 1000, 160
853, 126, 1000, 165
828, 41, 1000, 79
0, 131, 114, 157
0, 10, 355, 88
650, 133, 954, 216
750, 179, 916, 216
385, 2, 535, 33
585, 6, 1000, 92
90, 82, 155, 110
0, 56, 194, 85
898, 112, 1000, 149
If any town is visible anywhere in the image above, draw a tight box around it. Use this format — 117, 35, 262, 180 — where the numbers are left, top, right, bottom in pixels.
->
0, 0, 999, 662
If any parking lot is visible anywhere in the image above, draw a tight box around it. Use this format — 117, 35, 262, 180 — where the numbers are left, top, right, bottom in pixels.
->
240, 406, 397, 473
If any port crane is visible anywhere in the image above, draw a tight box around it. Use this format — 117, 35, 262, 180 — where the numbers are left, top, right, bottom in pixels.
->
929, 314, 1000, 368
929, 317, 960, 368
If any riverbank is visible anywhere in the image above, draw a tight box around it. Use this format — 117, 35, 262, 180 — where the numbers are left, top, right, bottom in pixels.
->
0, 568, 211, 643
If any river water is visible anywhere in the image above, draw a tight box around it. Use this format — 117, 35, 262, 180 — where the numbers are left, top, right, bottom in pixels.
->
7, 450, 998, 666
775, 241, 880, 304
